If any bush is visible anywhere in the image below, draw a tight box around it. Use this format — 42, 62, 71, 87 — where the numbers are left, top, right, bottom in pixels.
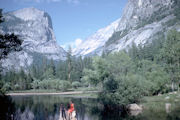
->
31, 79, 71, 91
72, 81, 81, 88
99, 74, 147, 106
31, 79, 40, 89
81, 77, 89, 87
145, 69, 170, 95
14, 84, 20, 90
2, 83, 11, 91
57, 80, 71, 91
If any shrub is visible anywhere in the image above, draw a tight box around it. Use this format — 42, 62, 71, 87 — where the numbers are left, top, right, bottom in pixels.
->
57, 80, 71, 91
2, 83, 11, 91
72, 81, 81, 89
14, 84, 20, 90
31, 79, 40, 89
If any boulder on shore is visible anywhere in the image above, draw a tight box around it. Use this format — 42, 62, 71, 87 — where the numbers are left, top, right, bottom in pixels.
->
128, 104, 143, 116
128, 104, 143, 111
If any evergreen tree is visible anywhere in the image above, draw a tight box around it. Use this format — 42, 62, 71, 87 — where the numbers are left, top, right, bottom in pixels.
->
67, 46, 72, 83
50, 59, 56, 76
56, 60, 68, 80
160, 30, 180, 91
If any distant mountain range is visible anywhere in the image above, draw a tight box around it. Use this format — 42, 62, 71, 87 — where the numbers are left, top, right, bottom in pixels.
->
73, 0, 180, 56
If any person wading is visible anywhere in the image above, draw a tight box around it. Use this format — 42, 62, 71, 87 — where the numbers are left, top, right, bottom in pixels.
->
60, 104, 67, 120
68, 100, 75, 120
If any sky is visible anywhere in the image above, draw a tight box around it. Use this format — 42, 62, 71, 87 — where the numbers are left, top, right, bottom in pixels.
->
0, 0, 127, 49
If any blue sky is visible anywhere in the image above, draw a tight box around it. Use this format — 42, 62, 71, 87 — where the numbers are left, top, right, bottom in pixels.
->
0, 0, 127, 49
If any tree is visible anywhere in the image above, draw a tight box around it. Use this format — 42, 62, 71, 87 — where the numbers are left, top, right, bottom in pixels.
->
160, 30, 180, 91
0, 34, 22, 60
67, 46, 72, 83
83, 52, 143, 108
56, 60, 68, 80
0, 9, 23, 93
0, 9, 22, 60
50, 59, 56, 76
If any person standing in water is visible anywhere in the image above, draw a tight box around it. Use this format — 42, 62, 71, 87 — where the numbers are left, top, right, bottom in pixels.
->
68, 100, 75, 119
60, 104, 67, 120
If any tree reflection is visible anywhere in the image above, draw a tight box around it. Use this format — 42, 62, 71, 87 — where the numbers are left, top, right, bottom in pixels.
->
0, 94, 15, 120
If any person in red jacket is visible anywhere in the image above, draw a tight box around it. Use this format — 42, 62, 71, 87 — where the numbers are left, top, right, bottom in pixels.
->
68, 100, 74, 119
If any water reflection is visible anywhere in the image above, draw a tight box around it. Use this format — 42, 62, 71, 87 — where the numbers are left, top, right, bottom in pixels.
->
0, 94, 15, 120
1, 95, 180, 120
11, 95, 99, 120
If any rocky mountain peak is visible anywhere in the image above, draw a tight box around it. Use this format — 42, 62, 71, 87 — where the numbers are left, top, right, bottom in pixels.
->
117, 0, 174, 31
1, 8, 66, 71
11, 7, 44, 20
73, 0, 179, 56
9, 7, 53, 29
73, 19, 120, 56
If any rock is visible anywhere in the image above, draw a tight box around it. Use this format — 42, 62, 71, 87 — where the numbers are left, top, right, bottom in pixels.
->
174, 99, 179, 102
169, 91, 177, 94
128, 104, 143, 111
129, 110, 142, 116
176, 95, 180, 98
165, 96, 170, 100
165, 103, 171, 113
128, 104, 142, 116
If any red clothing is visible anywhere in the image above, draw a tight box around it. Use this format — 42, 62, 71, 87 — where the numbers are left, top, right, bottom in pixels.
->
68, 103, 74, 113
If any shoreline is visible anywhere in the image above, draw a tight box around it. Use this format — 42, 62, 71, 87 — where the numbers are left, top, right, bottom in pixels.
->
6, 91, 99, 96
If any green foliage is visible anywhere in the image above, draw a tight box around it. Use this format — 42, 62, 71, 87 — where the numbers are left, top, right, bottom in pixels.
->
83, 42, 173, 107
106, 52, 133, 77
145, 68, 170, 95
82, 68, 99, 85
83, 52, 143, 106
67, 46, 73, 83
31, 79, 40, 89
72, 81, 81, 88
0, 33, 23, 60
57, 80, 71, 91
116, 74, 147, 105
0, 9, 3, 23
158, 30, 180, 91
1, 82, 11, 91
31, 79, 71, 91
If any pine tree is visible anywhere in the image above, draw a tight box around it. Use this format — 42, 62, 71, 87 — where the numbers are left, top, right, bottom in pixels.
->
50, 59, 56, 76
67, 46, 72, 83
160, 30, 180, 91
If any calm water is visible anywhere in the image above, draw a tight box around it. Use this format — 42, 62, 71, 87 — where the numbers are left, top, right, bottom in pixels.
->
8, 95, 180, 120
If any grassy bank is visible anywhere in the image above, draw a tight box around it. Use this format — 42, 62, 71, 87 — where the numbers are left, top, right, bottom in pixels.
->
7, 88, 99, 98
8, 86, 99, 93
140, 91, 180, 114
141, 91, 180, 106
